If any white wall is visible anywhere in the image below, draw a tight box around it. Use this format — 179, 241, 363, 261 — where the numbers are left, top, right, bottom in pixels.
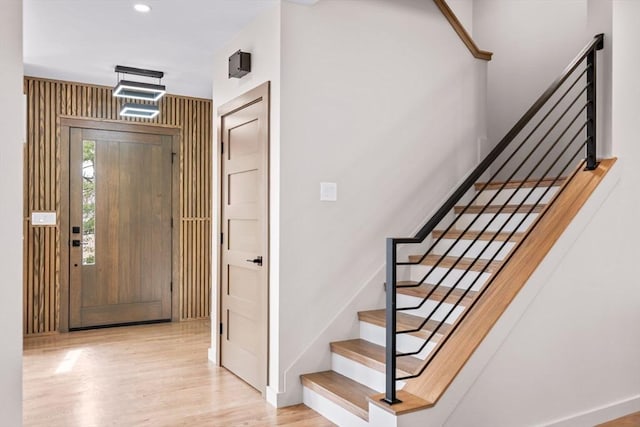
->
276, 0, 486, 404
472, 0, 613, 190
588, 0, 613, 159
441, 2, 640, 425
209, 3, 282, 398
0, 0, 23, 425
473, 0, 591, 153
206, 1, 640, 422
448, 0, 473, 32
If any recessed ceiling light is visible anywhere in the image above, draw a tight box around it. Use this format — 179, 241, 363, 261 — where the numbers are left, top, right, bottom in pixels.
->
134, 4, 151, 13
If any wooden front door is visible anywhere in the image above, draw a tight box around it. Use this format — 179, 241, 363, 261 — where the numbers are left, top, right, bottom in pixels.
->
69, 127, 173, 329
219, 82, 270, 393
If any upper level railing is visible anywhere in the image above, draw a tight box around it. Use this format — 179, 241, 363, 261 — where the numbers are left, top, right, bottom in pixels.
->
383, 34, 604, 405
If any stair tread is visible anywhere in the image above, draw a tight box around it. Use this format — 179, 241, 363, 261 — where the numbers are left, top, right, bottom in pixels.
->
474, 177, 565, 190
301, 370, 375, 420
454, 204, 546, 214
358, 309, 451, 340
331, 339, 423, 377
433, 229, 524, 242
396, 281, 477, 305
408, 254, 502, 273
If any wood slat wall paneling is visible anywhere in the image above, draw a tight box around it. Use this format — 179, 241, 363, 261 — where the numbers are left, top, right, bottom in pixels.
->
24, 76, 212, 335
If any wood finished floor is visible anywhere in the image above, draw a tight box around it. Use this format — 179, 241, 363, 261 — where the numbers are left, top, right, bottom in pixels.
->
597, 411, 640, 427
23, 320, 334, 427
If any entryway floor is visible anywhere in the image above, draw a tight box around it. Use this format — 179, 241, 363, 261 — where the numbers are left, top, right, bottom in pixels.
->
23, 319, 334, 426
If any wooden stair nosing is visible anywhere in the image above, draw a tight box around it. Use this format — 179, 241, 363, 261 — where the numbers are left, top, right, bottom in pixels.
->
330, 339, 423, 377
408, 254, 502, 274
474, 177, 566, 191
432, 229, 524, 242
358, 309, 452, 341
301, 371, 375, 421
453, 204, 546, 214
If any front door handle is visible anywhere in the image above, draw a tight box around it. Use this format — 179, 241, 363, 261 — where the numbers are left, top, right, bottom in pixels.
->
245, 256, 263, 266
72, 240, 82, 247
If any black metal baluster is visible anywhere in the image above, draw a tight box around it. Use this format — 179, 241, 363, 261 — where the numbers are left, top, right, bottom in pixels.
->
586, 48, 597, 170
383, 238, 401, 404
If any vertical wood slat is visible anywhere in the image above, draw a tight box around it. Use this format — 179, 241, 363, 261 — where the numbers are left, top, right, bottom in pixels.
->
187, 99, 194, 317
45, 82, 51, 333
189, 220, 194, 319
175, 218, 212, 319
26, 80, 33, 334
24, 77, 212, 334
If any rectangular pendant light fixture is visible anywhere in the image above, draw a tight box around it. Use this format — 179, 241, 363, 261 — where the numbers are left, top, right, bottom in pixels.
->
119, 103, 160, 119
113, 65, 166, 102
113, 80, 166, 101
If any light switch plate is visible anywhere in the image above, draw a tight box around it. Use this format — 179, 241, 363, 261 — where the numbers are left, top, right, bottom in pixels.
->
31, 211, 57, 226
320, 182, 337, 201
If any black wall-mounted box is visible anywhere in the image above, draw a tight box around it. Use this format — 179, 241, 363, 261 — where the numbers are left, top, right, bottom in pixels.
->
228, 50, 251, 79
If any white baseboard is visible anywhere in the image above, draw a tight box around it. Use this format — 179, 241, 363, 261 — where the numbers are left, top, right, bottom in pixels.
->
543, 395, 640, 427
264, 385, 304, 408
266, 386, 279, 408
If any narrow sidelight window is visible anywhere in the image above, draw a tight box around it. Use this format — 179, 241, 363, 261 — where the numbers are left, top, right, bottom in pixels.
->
82, 140, 96, 265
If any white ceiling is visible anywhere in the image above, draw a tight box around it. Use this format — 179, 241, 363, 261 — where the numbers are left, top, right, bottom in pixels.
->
23, 0, 280, 99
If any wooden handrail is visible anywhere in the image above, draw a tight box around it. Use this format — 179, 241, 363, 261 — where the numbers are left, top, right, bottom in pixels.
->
433, 0, 493, 61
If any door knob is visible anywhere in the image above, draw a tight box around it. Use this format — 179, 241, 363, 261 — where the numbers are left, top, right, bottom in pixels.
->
245, 256, 263, 266
72, 240, 81, 247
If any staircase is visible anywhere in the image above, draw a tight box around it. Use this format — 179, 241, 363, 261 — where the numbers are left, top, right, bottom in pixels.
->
301, 177, 563, 426
299, 34, 609, 426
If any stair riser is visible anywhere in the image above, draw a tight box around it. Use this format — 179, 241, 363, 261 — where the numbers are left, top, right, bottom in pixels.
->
432, 238, 515, 261
409, 266, 490, 291
302, 387, 369, 427
455, 212, 537, 232
360, 321, 437, 360
331, 353, 406, 393
474, 185, 558, 205
397, 294, 465, 324
332, 353, 385, 393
